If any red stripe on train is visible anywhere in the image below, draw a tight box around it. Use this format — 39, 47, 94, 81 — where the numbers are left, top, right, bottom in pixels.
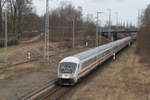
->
77, 53, 112, 76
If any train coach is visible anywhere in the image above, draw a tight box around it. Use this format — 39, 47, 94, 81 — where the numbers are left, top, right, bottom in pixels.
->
57, 37, 132, 85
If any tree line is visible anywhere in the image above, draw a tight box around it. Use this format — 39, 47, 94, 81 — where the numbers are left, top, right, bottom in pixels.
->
137, 4, 150, 62
0, 0, 136, 44
0, 0, 96, 41
0, 0, 44, 39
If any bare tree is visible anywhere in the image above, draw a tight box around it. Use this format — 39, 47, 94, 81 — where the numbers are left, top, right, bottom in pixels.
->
0, 0, 2, 36
137, 4, 150, 62
5, 0, 33, 38
0, 0, 7, 37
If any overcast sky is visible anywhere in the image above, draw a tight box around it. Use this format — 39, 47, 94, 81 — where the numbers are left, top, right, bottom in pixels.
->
33, 0, 150, 26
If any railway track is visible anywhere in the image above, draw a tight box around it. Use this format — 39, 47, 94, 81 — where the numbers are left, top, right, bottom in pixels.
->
38, 85, 71, 100
20, 79, 72, 100
20, 79, 57, 100
0, 47, 88, 100
19, 42, 133, 100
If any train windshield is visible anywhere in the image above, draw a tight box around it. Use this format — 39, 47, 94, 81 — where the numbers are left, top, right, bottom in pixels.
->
60, 62, 77, 74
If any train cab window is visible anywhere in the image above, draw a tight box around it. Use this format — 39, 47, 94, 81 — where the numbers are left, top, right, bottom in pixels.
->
59, 62, 77, 74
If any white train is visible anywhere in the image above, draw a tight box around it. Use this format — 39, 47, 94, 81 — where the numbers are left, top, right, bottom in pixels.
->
57, 37, 132, 85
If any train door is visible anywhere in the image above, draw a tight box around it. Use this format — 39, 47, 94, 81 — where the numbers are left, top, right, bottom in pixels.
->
75, 64, 81, 80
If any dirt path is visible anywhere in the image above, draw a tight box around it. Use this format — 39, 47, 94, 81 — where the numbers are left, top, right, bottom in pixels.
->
63, 44, 150, 100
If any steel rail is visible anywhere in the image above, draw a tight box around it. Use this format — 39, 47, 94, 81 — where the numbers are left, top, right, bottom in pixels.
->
20, 79, 57, 100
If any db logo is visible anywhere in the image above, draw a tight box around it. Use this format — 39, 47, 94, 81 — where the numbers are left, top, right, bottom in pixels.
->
64, 74, 69, 76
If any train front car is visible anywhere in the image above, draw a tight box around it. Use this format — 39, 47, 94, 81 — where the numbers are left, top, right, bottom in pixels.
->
57, 57, 80, 86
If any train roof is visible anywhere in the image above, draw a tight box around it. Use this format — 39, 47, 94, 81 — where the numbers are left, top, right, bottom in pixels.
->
73, 44, 112, 61
60, 56, 80, 64
60, 37, 131, 64
73, 37, 131, 61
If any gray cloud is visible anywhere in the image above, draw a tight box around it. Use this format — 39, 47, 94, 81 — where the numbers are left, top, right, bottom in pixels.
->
33, 0, 149, 26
